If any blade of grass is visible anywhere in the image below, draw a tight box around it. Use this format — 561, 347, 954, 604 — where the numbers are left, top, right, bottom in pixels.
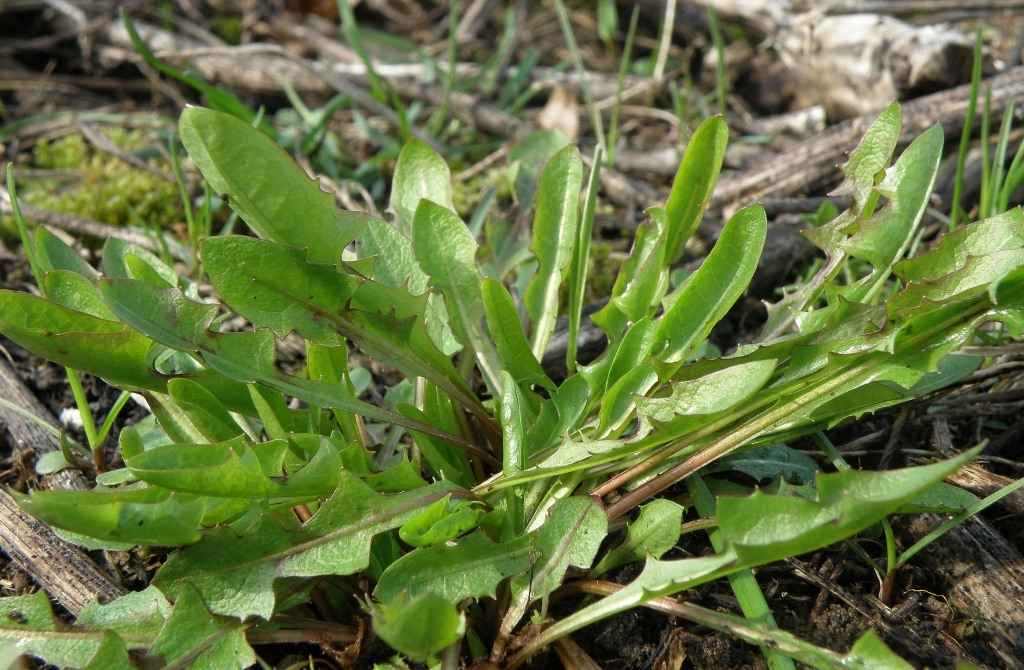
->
896, 470, 1024, 568
607, 6, 640, 167
551, 0, 605, 149
950, 30, 984, 229
336, 0, 384, 101
708, 7, 728, 117
688, 474, 796, 670
567, 145, 602, 370
431, 0, 459, 137
121, 11, 269, 136
979, 87, 993, 218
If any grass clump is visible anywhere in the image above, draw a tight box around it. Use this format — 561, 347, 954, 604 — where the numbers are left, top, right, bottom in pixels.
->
0, 100, 1020, 668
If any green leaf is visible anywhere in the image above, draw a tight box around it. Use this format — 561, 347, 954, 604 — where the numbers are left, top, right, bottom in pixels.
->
898, 481, 979, 514
397, 402, 475, 488
389, 139, 454, 235
718, 447, 983, 563
590, 499, 683, 576
76, 586, 172, 638
179, 106, 366, 264
596, 362, 658, 438
146, 583, 255, 669
99, 279, 477, 450
167, 378, 244, 442
248, 384, 295, 440
716, 443, 820, 484
202, 235, 359, 346
762, 103, 901, 339
832, 101, 902, 214
506, 130, 571, 211
637, 359, 778, 427
517, 450, 977, 658
359, 216, 428, 291
523, 144, 582, 358
895, 208, 1024, 283
154, 475, 457, 618
566, 146, 602, 368
373, 592, 464, 663
655, 203, 767, 371
375, 531, 533, 604
13, 486, 205, 546
594, 211, 666, 335
397, 496, 483, 547
840, 123, 943, 303
80, 633, 133, 670
663, 115, 728, 264
0, 290, 166, 392
98, 278, 217, 350
359, 219, 462, 355
501, 497, 607, 635
127, 435, 342, 499
500, 370, 528, 531
103, 237, 180, 288
482, 277, 553, 388
412, 199, 503, 393
43, 270, 118, 320
34, 226, 98, 280
524, 373, 589, 454
845, 630, 915, 669
0, 592, 130, 669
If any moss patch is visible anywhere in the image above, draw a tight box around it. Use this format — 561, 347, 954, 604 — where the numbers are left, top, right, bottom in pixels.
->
18, 129, 182, 232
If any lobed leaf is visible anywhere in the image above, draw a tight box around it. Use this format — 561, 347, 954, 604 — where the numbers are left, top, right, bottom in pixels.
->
590, 499, 683, 576
388, 139, 455, 235
373, 592, 464, 663
127, 435, 342, 499
179, 106, 366, 264
201, 235, 359, 346
13, 486, 204, 547
840, 123, 943, 303
0, 591, 130, 669
99, 278, 477, 448
375, 531, 533, 604
145, 584, 255, 669
154, 474, 458, 618
43, 270, 118, 320
516, 450, 977, 659
500, 497, 607, 637
413, 199, 504, 393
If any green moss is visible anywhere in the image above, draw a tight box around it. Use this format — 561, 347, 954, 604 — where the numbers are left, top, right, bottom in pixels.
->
19, 129, 182, 233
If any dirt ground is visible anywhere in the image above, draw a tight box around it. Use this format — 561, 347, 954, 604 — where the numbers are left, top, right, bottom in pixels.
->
3, 1, 1024, 668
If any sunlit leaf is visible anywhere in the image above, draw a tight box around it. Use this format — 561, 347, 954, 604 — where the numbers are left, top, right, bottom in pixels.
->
179, 106, 366, 264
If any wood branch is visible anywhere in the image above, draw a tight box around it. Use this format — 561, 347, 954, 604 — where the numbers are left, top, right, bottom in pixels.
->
0, 358, 127, 613
896, 514, 1024, 668
710, 65, 1024, 216
0, 489, 125, 614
